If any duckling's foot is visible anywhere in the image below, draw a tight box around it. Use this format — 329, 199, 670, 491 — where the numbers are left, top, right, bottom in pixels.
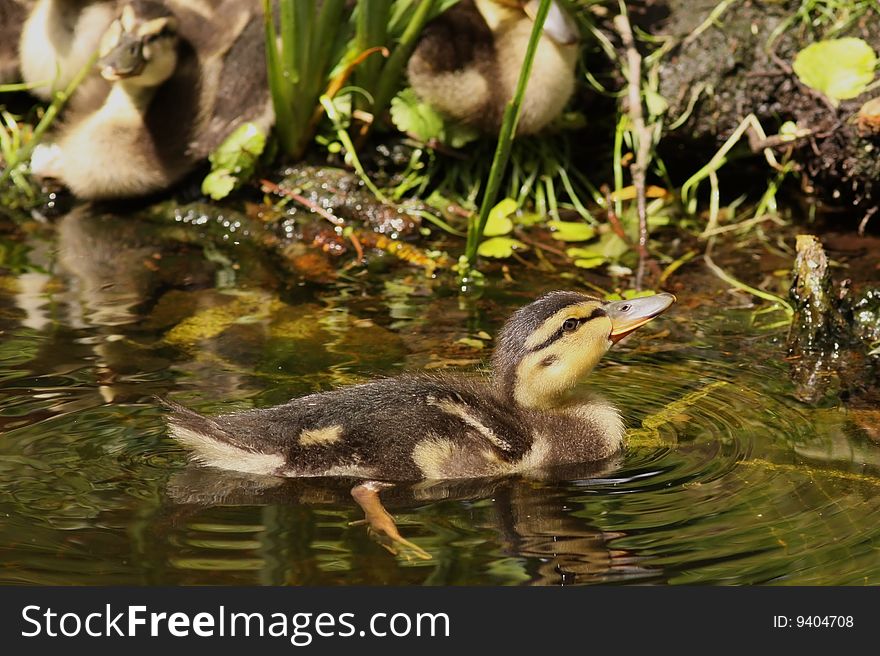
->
350, 482, 431, 561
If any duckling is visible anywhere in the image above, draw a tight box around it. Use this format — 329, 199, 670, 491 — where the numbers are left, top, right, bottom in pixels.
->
32, 0, 270, 200
32, 1, 199, 198
407, 0, 580, 135
164, 291, 674, 481
19, 0, 117, 99
0, 0, 28, 85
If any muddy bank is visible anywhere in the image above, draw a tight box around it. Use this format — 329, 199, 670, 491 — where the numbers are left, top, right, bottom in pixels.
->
630, 0, 880, 210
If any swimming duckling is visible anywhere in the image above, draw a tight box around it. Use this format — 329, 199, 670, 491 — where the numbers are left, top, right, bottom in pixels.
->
407, 0, 580, 135
32, 0, 270, 200
165, 291, 673, 558
19, 0, 117, 99
165, 291, 674, 481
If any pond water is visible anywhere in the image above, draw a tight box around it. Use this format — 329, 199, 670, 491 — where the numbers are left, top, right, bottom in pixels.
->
1, 208, 878, 585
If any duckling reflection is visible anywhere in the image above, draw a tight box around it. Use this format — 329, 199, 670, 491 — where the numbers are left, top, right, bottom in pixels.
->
165, 457, 650, 584
56, 206, 213, 326
408, 0, 579, 134
53, 206, 215, 403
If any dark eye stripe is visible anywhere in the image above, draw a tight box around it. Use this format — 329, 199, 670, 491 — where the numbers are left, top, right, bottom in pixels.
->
528, 307, 607, 353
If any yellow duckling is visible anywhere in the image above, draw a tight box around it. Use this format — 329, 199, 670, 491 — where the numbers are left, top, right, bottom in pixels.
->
407, 0, 580, 134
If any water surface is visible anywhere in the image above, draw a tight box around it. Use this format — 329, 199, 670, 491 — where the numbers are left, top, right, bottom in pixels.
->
1, 209, 878, 585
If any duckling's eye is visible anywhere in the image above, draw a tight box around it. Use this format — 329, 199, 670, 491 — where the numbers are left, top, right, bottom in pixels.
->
562, 318, 580, 332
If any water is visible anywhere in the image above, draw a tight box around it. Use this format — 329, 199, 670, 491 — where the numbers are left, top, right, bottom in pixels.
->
1, 208, 879, 585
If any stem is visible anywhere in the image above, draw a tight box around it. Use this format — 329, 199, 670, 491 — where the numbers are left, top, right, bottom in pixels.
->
614, 6, 653, 290
464, 0, 552, 266
319, 95, 388, 203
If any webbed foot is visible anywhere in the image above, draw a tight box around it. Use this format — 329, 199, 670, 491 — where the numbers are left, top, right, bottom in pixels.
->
350, 482, 431, 561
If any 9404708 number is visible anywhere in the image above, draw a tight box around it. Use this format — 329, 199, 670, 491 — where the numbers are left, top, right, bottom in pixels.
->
773, 616, 854, 628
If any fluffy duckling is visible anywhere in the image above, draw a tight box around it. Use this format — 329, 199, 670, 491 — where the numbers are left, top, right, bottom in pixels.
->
165, 291, 675, 482
407, 0, 580, 135
19, 0, 118, 99
33, 1, 200, 199
32, 0, 270, 200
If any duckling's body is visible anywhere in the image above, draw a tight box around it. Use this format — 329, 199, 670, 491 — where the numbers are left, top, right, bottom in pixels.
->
407, 0, 579, 135
19, 0, 117, 99
166, 291, 675, 482
33, 0, 270, 200
165, 374, 623, 481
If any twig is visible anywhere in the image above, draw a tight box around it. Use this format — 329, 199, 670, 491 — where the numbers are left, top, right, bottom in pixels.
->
602, 186, 631, 241
613, 9, 654, 290
260, 179, 345, 227
858, 207, 877, 236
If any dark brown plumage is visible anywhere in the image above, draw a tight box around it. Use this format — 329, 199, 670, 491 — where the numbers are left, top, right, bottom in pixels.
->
164, 291, 676, 482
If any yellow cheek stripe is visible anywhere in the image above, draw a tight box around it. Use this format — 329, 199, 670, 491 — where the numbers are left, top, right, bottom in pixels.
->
523, 302, 601, 350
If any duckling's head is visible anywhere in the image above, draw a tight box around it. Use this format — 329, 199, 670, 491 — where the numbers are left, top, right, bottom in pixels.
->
98, 1, 179, 88
492, 291, 675, 409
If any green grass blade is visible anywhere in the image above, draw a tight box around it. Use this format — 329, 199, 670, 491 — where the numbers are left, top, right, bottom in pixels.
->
464, 0, 553, 266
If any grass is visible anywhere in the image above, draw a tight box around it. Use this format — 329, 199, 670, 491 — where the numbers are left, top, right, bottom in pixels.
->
264, 0, 449, 160
0, 52, 98, 209
462, 0, 555, 270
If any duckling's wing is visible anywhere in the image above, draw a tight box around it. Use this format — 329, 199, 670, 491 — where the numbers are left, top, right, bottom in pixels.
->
163, 375, 535, 481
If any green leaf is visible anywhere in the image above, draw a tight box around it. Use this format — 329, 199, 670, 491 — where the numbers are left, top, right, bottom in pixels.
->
621, 288, 656, 299
514, 211, 543, 227
390, 88, 445, 142
202, 122, 266, 200
566, 232, 629, 261
209, 123, 266, 170
201, 171, 237, 201
484, 198, 517, 236
477, 237, 528, 258
644, 89, 669, 117
547, 221, 596, 242
443, 121, 480, 149
573, 257, 606, 269
793, 38, 877, 104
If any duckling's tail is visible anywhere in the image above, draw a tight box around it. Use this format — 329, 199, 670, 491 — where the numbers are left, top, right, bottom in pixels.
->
159, 398, 284, 476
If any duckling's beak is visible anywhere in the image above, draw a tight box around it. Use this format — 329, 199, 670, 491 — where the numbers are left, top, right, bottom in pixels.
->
524, 0, 580, 45
99, 35, 145, 80
605, 293, 676, 344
